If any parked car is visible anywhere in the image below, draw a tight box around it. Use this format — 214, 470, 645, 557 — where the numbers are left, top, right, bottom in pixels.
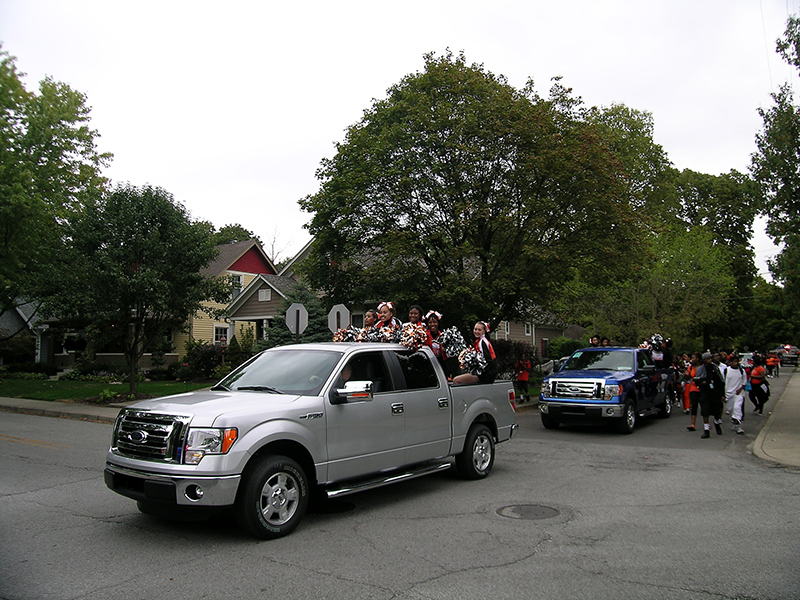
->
105, 343, 517, 539
778, 345, 799, 367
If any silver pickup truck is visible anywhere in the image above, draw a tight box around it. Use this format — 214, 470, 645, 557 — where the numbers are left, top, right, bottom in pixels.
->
105, 343, 518, 538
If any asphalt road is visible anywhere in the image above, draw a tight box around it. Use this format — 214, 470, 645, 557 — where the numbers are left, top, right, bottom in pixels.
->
1, 379, 798, 600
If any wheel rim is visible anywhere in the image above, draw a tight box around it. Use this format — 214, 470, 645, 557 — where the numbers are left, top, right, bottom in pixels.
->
626, 405, 635, 429
260, 471, 300, 526
473, 433, 492, 472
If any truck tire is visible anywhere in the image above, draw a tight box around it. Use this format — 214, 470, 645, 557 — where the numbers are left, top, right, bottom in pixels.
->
657, 395, 672, 419
615, 400, 636, 434
455, 423, 494, 480
235, 455, 309, 539
540, 414, 560, 429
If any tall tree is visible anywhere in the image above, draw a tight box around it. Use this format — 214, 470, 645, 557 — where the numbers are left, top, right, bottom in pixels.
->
299, 52, 643, 331
211, 223, 262, 246
54, 184, 230, 392
751, 14, 800, 306
0, 46, 110, 339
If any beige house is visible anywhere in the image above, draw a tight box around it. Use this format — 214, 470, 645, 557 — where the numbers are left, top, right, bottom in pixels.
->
173, 239, 284, 352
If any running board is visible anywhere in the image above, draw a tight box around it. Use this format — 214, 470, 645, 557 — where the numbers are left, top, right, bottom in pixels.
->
324, 461, 452, 499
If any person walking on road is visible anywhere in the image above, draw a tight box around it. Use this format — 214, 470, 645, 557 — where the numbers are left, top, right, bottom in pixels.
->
725, 354, 747, 434
694, 352, 726, 438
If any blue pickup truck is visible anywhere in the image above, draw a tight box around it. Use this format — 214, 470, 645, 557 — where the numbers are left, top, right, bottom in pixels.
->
538, 346, 673, 433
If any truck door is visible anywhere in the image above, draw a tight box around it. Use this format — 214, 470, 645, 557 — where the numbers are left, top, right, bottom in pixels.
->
326, 350, 405, 481
635, 350, 659, 410
391, 349, 452, 464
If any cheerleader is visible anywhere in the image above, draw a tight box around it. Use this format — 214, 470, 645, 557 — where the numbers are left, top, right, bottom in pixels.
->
375, 301, 401, 330
453, 321, 497, 385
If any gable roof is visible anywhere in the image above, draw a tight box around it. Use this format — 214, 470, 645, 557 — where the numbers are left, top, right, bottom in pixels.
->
278, 237, 314, 278
226, 273, 297, 316
201, 239, 277, 278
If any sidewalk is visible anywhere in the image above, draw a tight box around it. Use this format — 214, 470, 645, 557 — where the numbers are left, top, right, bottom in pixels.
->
1, 370, 799, 467
752, 367, 800, 468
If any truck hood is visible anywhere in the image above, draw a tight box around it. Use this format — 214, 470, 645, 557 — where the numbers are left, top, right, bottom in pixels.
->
123, 389, 307, 425
551, 370, 635, 381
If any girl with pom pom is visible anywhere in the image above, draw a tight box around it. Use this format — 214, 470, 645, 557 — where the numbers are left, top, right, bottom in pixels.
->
453, 321, 497, 385
423, 310, 451, 377
375, 301, 402, 330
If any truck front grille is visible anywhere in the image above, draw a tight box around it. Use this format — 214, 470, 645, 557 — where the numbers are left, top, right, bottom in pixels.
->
550, 380, 603, 399
113, 410, 192, 462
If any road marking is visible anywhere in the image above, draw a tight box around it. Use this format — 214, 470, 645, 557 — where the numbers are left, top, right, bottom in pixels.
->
0, 434, 73, 449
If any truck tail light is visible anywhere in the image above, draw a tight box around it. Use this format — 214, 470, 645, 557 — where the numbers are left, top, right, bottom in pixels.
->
509, 389, 516, 412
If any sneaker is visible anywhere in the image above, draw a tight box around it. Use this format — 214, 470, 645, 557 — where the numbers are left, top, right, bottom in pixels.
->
701, 430, 710, 439
736, 427, 745, 435
715, 422, 723, 435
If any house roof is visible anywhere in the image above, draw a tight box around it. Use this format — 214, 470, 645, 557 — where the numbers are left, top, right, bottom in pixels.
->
278, 237, 314, 277
201, 239, 277, 278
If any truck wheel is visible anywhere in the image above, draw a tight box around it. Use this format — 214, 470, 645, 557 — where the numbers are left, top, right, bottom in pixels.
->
455, 424, 494, 480
541, 414, 560, 429
615, 400, 636, 434
658, 395, 672, 419
235, 455, 309, 539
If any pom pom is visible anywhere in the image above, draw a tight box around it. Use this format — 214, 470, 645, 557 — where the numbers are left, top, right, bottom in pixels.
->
438, 326, 467, 357
400, 323, 427, 351
333, 325, 359, 343
458, 347, 487, 375
356, 326, 384, 343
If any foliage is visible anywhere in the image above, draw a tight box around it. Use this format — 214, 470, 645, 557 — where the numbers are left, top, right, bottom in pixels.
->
299, 51, 644, 333
224, 335, 246, 369
545, 337, 587, 359
0, 371, 48, 380
751, 14, 800, 310
0, 46, 111, 338
3, 361, 58, 376
183, 339, 225, 379
491, 339, 539, 379
211, 223, 262, 246
50, 184, 231, 393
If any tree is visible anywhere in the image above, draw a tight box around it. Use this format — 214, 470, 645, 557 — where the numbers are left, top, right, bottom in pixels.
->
53, 184, 231, 393
299, 52, 643, 332
0, 46, 110, 340
751, 14, 800, 307
211, 224, 262, 246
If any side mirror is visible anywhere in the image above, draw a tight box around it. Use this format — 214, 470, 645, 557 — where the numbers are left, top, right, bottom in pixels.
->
331, 380, 374, 405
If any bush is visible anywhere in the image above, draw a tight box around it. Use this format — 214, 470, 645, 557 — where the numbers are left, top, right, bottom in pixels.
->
545, 337, 586, 360
184, 339, 224, 379
4, 361, 59, 377
1, 371, 49, 380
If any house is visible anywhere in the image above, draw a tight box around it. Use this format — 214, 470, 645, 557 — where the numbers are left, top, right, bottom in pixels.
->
173, 239, 287, 351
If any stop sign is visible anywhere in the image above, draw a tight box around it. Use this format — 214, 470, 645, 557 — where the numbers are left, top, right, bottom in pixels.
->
328, 304, 350, 333
285, 303, 308, 335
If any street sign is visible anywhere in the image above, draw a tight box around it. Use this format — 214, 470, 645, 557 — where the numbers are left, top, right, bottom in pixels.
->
328, 304, 350, 333
285, 303, 308, 335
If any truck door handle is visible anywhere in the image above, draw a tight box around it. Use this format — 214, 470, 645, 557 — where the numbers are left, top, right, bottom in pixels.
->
438, 398, 449, 409
391, 403, 404, 415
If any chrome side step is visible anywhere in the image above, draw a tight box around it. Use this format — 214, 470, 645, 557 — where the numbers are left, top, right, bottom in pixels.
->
325, 461, 452, 499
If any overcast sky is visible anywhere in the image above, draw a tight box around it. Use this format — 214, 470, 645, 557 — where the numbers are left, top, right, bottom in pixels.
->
1, 0, 798, 277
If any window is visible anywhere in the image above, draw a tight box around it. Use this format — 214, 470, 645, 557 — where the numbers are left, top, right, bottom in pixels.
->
258, 288, 272, 302
352, 313, 364, 328
214, 326, 228, 346
231, 275, 243, 300
525, 322, 532, 336
344, 351, 392, 393
396, 350, 439, 390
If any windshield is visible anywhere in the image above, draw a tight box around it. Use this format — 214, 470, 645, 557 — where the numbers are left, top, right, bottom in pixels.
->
217, 348, 343, 396
561, 350, 634, 372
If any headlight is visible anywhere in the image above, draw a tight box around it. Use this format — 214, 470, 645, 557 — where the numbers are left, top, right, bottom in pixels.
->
184, 428, 238, 465
603, 384, 623, 400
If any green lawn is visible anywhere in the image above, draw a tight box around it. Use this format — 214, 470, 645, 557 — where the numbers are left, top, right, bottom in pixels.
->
0, 379, 211, 402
